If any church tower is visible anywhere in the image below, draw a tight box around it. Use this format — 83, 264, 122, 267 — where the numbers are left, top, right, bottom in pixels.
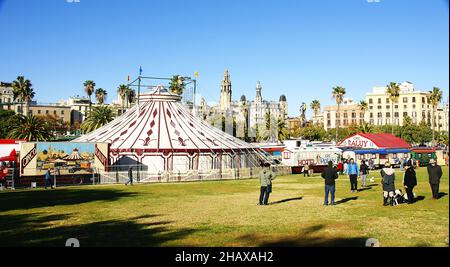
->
220, 70, 232, 110
255, 81, 262, 103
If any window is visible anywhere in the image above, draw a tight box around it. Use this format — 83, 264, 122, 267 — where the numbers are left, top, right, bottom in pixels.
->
394, 112, 399, 118
412, 97, 416, 103
369, 98, 373, 104
370, 113, 373, 118
377, 112, 382, 118
403, 112, 408, 117
403, 105, 407, 109
412, 104, 416, 109
54, 110, 57, 115
403, 97, 408, 103
386, 112, 390, 117
38, 110, 41, 114
61, 110, 64, 115
394, 105, 398, 109
369, 105, 373, 110
377, 105, 382, 110
422, 97, 425, 103
46, 110, 49, 114
378, 98, 381, 104
352, 112, 356, 118
386, 105, 390, 110
386, 98, 390, 104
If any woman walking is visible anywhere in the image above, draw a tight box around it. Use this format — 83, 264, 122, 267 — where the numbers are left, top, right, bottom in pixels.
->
403, 160, 417, 204
381, 161, 395, 206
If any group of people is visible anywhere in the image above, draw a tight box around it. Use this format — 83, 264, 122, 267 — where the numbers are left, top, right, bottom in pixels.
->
258, 158, 444, 207
322, 158, 443, 206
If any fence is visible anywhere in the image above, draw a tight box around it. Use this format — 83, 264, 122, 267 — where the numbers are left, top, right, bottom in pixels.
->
97, 165, 292, 185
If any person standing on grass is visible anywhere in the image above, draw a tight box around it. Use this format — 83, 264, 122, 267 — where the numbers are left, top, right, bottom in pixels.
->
403, 160, 417, 204
303, 163, 310, 177
360, 160, 369, 187
321, 161, 339, 206
337, 161, 344, 175
427, 159, 442, 199
381, 161, 395, 206
44, 169, 54, 189
0, 162, 7, 190
346, 158, 359, 193
125, 166, 133, 186
258, 162, 276, 205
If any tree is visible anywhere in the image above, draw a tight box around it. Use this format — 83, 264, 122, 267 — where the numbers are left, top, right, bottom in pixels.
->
39, 114, 70, 136
169, 75, 185, 96
359, 122, 373, 134
83, 80, 96, 110
264, 110, 272, 142
12, 76, 35, 115
7, 114, 53, 141
300, 126, 327, 141
332, 86, 346, 142
310, 100, 321, 123
80, 106, 115, 133
95, 88, 107, 105
438, 132, 449, 148
0, 110, 18, 138
357, 100, 368, 122
429, 87, 442, 146
117, 84, 129, 110
386, 82, 400, 134
277, 117, 289, 142
126, 88, 136, 107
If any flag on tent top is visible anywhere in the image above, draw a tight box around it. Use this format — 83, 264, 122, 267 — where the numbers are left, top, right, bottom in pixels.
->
139, 66, 143, 76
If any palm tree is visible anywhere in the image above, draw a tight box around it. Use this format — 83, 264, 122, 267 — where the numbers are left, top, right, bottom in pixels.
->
7, 114, 53, 141
80, 106, 115, 133
95, 88, 107, 105
357, 100, 368, 123
310, 100, 321, 124
264, 110, 272, 142
277, 117, 289, 142
429, 87, 443, 146
117, 84, 129, 112
386, 82, 400, 134
126, 88, 136, 107
83, 80, 96, 111
332, 86, 346, 142
12, 76, 35, 115
169, 75, 185, 95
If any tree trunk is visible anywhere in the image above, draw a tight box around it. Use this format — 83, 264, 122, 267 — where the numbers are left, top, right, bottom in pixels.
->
335, 104, 340, 142
432, 107, 435, 147
391, 104, 394, 135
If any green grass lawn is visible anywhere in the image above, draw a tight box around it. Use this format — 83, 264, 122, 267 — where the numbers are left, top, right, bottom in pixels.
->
0, 166, 448, 247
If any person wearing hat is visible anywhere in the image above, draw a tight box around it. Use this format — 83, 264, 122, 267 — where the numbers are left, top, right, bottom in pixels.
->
427, 159, 442, 199
258, 162, 276, 205
403, 160, 417, 204
381, 161, 396, 206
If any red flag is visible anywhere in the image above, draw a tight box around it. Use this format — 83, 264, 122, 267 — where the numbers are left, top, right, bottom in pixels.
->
127, 75, 130, 81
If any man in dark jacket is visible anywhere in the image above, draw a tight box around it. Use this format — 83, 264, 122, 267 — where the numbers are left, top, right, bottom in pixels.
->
403, 160, 417, 204
360, 160, 369, 187
258, 162, 276, 205
427, 159, 442, 199
321, 161, 339, 206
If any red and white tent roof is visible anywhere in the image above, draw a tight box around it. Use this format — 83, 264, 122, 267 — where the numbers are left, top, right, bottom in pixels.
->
74, 87, 264, 155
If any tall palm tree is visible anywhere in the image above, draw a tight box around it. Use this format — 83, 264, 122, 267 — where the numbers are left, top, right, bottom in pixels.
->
310, 100, 321, 124
117, 84, 129, 111
264, 110, 272, 142
95, 88, 107, 105
12, 76, 35, 115
357, 100, 368, 124
240, 102, 249, 141
169, 75, 185, 95
80, 106, 115, 133
386, 82, 400, 134
7, 114, 53, 141
332, 86, 346, 142
83, 80, 96, 111
429, 87, 443, 146
126, 88, 136, 107
277, 117, 289, 142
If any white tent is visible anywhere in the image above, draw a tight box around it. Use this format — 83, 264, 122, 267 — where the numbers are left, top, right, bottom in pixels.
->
74, 86, 271, 174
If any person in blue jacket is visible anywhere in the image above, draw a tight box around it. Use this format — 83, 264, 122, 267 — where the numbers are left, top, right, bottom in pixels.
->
346, 158, 359, 193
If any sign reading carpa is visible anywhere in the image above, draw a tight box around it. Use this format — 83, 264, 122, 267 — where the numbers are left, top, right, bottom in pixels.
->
21, 145, 37, 173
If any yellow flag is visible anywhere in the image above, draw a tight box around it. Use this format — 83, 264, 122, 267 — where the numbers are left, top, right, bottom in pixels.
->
194, 71, 199, 78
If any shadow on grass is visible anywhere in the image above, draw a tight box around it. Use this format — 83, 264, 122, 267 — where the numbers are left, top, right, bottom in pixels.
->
0, 213, 196, 247
239, 224, 367, 247
357, 187, 372, 192
414, 196, 426, 202
438, 192, 448, 199
0, 188, 136, 212
334, 197, 358, 205
270, 197, 303, 205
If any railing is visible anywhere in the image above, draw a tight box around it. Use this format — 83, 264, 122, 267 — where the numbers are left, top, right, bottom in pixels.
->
96, 165, 292, 185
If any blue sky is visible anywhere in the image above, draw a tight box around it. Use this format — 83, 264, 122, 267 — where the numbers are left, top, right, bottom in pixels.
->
0, 0, 448, 117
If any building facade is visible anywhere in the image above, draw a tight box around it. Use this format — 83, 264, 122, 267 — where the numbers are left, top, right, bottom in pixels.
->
0, 82, 15, 111
323, 98, 364, 130
28, 104, 71, 124
365, 81, 434, 126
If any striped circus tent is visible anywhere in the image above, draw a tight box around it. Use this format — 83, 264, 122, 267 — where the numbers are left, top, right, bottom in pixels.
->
64, 148, 83, 161
73, 86, 271, 174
